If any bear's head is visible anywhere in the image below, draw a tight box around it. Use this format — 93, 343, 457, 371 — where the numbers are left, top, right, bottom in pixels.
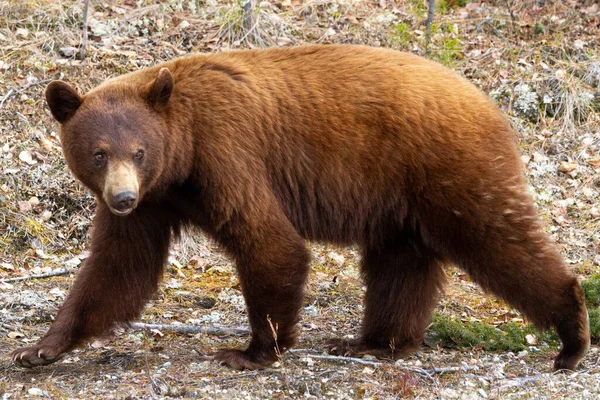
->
46, 68, 174, 216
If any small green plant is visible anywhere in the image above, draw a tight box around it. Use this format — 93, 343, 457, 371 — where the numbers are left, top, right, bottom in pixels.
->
392, 22, 411, 48
409, 0, 427, 18
589, 308, 600, 343
437, 36, 463, 66
437, 0, 450, 15
582, 274, 600, 307
582, 275, 600, 342
430, 314, 559, 352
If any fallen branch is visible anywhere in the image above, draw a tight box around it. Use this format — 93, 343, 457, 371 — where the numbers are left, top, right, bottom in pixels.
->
0, 268, 70, 283
496, 374, 545, 389
130, 322, 249, 336
289, 349, 479, 378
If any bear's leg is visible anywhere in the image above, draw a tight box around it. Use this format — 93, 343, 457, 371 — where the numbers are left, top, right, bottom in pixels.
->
12, 203, 173, 367
457, 236, 588, 370
213, 210, 310, 370
426, 194, 590, 371
329, 231, 445, 359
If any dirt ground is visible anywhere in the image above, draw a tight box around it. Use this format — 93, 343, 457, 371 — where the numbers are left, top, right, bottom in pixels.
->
1, 0, 599, 398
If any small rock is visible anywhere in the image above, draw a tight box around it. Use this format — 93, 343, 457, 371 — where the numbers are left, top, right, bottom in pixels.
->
18, 200, 32, 213
304, 305, 318, 315
517, 350, 528, 358
27, 388, 44, 397
59, 46, 78, 58
16, 28, 29, 38
195, 296, 217, 309
8, 331, 24, 339
41, 210, 52, 221
362, 366, 374, 375
18, 150, 37, 165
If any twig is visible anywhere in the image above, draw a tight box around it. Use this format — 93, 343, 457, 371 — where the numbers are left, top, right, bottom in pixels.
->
0, 79, 52, 109
0, 268, 70, 283
495, 374, 545, 389
0, 89, 15, 109
504, 0, 517, 35
130, 322, 249, 336
81, 0, 90, 60
1, 323, 19, 331
425, 0, 435, 56
475, 17, 506, 40
144, 348, 163, 395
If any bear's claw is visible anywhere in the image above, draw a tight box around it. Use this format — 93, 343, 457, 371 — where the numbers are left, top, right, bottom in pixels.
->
12, 346, 65, 368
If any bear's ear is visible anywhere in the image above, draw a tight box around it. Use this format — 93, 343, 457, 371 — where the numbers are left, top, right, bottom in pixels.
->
145, 68, 174, 111
46, 81, 83, 123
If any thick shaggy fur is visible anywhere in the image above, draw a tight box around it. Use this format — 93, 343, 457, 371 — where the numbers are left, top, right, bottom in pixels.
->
12, 45, 589, 371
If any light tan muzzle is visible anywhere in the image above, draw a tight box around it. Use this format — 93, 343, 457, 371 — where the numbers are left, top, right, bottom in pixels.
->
102, 161, 139, 216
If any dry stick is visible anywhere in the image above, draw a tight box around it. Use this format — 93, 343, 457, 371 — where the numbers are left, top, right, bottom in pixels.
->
130, 322, 249, 336
0, 79, 52, 109
424, 0, 435, 56
504, 0, 517, 35
0, 89, 14, 109
0, 268, 70, 283
80, 0, 90, 60
289, 350, 479, 378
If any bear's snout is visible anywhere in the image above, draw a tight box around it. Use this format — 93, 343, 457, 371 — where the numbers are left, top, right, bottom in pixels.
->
102, 161, 140, 216
112, 191, 137, 214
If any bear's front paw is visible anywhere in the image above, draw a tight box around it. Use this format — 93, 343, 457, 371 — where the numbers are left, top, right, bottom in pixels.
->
12, 345, 66, 368
212, 349, 275, 371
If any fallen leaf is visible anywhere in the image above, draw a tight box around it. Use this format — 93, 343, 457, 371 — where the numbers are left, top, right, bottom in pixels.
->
18, 150, 37, 165
0, 262, 14, 270
558, 161, 578, 173
588, 157, 600, 168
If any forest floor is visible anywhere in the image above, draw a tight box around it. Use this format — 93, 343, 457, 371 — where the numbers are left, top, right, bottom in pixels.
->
1, 0, 599, 398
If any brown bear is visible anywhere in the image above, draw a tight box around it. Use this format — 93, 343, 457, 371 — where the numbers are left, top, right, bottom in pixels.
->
12, 45, 589, 371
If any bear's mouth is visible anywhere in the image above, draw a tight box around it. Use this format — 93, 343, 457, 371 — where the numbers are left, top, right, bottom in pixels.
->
109, 206, 135, 216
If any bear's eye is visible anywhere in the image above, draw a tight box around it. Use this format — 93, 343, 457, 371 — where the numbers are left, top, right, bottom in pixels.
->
94, 151, 106, 161
134, 150, 144, 160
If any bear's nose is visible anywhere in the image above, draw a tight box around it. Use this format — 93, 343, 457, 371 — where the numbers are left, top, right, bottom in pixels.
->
113, 191, 137, 211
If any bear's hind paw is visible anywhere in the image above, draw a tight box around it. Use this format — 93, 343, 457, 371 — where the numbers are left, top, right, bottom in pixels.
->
212, 349, 275, 371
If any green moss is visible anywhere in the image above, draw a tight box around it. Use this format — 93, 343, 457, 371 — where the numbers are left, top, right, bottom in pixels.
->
582, 275, 600, 307
589, 308, 600, 343
581, 275, 600, 342
430, 314, 559, 352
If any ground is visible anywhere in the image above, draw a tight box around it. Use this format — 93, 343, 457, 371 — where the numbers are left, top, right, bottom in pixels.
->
0, 0, 599, 398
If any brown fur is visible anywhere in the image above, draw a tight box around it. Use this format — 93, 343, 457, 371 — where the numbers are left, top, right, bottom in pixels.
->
12, 45, 589, 371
